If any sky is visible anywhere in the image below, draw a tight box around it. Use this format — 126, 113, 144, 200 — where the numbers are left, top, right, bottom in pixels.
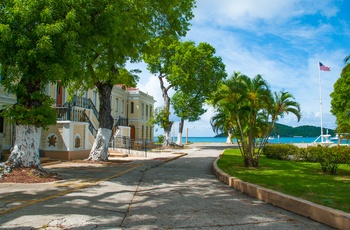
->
131, 0, 350, 137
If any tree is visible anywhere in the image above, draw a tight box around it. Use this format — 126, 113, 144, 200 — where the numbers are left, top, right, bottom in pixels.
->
0, 0, 81, 169
67, 0, 195, 160
210, 105, 234, 144
171, 91, 206, 145
330, 63, 350, 140
144, 39, 226, 146
212, 72, 300, 167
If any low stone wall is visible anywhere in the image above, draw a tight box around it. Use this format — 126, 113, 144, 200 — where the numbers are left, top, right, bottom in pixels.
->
43, 150, 90, 161
111, 148, 147, 157
213, 157, 350, 229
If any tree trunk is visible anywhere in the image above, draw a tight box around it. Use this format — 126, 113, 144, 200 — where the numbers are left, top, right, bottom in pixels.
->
243, 156, 259, 167
88, 128, 111, 161
7, 125, 42, 168
176, 118, 184, 145
163, 123, 173, 146
87, 82, 114, 161
226, 134, 232, 144
226, 127, 233, 143
158, 75, 173, 147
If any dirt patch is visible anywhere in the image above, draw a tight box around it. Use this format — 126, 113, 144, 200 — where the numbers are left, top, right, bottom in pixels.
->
0, 167, 61, 183
0, 160, 133, 183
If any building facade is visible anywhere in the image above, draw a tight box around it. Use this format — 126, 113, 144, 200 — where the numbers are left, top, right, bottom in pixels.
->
0, 83, 156, 160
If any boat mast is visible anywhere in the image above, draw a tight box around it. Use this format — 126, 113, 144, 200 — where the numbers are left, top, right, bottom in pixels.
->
318, 61, 324, 142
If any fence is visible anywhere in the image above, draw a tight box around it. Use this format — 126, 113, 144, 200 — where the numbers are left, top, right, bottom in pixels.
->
109, 136, 162, 156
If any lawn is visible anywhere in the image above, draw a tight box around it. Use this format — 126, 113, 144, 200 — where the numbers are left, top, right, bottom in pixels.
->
217, 148, 350, 213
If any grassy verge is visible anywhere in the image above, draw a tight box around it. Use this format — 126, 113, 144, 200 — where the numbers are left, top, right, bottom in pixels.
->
217, 148, 350, 213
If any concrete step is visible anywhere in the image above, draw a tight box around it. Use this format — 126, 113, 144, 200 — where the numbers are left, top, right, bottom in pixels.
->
40, 157, 51, 163
40, 157, 62, 166
42, 160, 62, 166
108, 151, 128, 158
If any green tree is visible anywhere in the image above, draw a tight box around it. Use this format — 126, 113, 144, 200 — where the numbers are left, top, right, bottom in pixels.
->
171, 43, 226, 145
67, 0, 195, 160
330, 63, 350, 141
144, 39, 226, 146
171, 92, 206, 145
0, 0, 81, 168
210, 105, 235, 144
212, 72, 300, 167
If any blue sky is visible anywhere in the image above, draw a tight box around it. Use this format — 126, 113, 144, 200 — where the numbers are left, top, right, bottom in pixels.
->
133, 0, 350, 137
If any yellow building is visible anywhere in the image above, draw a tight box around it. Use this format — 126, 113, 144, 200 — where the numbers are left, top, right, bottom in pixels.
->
0, 83, 156, 161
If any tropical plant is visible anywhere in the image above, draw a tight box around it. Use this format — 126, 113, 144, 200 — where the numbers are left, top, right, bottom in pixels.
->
210, 105, 235, 144
211, 72, 301, 167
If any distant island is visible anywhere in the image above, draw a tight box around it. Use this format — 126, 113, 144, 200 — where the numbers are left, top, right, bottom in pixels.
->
214, 123, 335, 137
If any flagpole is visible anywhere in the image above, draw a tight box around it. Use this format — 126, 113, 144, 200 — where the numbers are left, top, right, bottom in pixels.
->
318, 61, 324, 142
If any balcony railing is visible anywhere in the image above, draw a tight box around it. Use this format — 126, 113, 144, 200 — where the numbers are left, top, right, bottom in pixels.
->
114, 116, 128, 127
62, 95, 99, 120
54, 104, 98, 137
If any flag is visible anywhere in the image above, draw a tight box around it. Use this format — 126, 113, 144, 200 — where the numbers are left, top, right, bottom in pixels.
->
319, 62, 330, 71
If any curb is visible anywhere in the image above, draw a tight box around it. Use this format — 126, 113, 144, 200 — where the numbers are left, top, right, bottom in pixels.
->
213, 157, 350, 229
164, 153, 188, 163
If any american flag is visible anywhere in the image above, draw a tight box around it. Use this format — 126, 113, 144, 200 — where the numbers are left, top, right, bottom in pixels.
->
319, 62, 330, 71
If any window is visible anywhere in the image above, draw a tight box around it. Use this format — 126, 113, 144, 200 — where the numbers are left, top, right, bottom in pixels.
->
121, 100, 125, 115
142, 103, 144, 119
115, 98, 119, 116
0, 112, 4, 133
130, 102, 134, 114
92, 90, 97, 106
146, 105, 149, 117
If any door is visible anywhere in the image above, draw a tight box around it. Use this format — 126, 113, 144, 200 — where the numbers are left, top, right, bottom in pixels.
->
56, 84, 63, 107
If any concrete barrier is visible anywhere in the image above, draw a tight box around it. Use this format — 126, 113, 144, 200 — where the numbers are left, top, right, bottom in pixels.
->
213, 157, 350, 229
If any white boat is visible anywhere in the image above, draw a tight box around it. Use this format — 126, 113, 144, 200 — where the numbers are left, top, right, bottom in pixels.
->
313, 134, 334, 146
330, 134, 339, 141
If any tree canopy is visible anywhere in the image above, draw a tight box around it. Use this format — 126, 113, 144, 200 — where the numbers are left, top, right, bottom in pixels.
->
330, 63, 350, 140
65, 0, 196, 160
144, 39, 226, 145
0, 0, 81, 127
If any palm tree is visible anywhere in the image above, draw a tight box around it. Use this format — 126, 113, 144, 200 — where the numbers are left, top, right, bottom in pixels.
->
211, 72, 301, 167
210, 106, 234, 144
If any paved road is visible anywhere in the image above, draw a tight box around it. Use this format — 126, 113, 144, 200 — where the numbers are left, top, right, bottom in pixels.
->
0, 143, 332, 229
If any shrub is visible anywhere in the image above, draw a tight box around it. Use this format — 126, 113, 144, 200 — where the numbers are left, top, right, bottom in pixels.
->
157, 135, 165, 143
263, 143, 350, 175
307, 145, 350, 175
311, 146, 340, 174
262, 144, 300, 160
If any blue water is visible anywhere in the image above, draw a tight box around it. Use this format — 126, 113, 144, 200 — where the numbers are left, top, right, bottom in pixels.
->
157, 136, 346, 144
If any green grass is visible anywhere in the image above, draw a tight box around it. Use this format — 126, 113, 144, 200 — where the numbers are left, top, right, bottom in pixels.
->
217, 148, 350, 213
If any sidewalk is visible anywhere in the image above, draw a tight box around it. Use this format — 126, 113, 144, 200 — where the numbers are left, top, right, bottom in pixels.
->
0, 149, 187, 219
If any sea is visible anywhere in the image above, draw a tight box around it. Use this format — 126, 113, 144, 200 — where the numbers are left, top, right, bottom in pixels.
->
157, 136, 347, 144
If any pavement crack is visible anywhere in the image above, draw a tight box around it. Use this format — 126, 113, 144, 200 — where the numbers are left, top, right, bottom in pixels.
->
119, 169, 144, 228
119, 160, 169, 228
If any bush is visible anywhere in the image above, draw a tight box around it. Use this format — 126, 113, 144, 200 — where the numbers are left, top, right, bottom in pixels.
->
263, 144, 350, 175
262, 144, 300, 160
157, 135, 165, 143
308, 146, 341, 174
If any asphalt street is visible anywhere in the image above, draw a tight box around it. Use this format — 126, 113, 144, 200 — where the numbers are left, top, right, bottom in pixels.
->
0, 143, 333, 229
